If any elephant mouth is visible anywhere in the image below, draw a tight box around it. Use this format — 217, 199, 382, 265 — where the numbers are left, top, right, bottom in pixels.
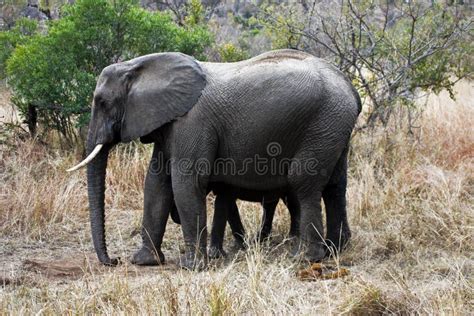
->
67, 119, 122, 172
96, 120, 121, 145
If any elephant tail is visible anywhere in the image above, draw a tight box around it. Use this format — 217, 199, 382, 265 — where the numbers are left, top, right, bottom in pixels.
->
351, 85, 362, 115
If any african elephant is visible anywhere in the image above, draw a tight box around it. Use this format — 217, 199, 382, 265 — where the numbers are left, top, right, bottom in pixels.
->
207, 185, 300, 258
68, 49, 361, 269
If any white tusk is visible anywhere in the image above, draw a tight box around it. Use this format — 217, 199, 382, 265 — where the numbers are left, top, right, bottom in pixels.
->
67, 144, 104, 172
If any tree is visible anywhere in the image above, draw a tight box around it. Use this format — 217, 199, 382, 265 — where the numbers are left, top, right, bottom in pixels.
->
4, 0, 213, 143
0, 17, 39, 79
259, 0, 473, 130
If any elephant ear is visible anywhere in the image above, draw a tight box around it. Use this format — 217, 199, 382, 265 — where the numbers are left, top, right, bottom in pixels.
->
121, 53, 206, 142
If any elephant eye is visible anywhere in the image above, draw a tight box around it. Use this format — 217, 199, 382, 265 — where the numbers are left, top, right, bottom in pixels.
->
95, 97, 106, 109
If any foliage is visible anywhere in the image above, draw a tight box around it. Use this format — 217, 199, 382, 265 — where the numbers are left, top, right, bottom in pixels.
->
154, 0, 220, 26
0, 18, 38, 79
259, 0, 473, 130
217, 42, 249, 62
3, 0, 213, 143
260, 3, 304, 50
184, 0, 204, 25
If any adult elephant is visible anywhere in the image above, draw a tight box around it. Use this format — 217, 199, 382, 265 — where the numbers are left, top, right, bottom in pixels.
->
68, 49, 361, 269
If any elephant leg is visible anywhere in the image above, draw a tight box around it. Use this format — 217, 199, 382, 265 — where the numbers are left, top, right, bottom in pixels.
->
286, 194, 300, 238
293, 187, 325, 262
169, 202, 181, 224
209, 194, 234, 259
323, 148, 351, 254
131, 146, 172, 265
258, 199, 279, 241
226, 199, 246, 249
172, 173, 208, 270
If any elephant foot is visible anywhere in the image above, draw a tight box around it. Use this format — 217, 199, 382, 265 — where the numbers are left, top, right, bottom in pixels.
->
233, 234, 246, 248
100, 256, 121, 266
257, 230, 271, 243
232, 239, 246, 251
306, 244, 326, 263
326, 230, 351, 257
179, 251, 208, 271
208, 246, 227, 259
290, 241, 325, 263
290, 240, 304, 258
288, 228, 300, 239
130, 246, 164, 266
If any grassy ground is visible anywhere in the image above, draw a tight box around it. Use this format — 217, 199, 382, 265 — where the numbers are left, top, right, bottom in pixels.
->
1, 82, 473, 314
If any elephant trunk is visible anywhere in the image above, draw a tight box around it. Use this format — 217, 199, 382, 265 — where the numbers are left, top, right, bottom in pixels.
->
86, 141, 117, 265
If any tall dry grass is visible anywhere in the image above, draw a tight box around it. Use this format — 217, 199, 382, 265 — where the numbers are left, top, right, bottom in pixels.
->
1, 84, 473, 314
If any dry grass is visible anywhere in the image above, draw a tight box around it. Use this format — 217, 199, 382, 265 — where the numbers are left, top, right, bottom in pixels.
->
1, 82, 473, 314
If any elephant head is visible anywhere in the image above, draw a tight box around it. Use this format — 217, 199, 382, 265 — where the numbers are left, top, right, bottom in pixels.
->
68, 53, 206, 265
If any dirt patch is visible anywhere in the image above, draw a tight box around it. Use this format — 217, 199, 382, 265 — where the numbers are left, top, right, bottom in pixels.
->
13, 254, 181, 284
1, 249, 182, 288
22, 258, 93, 280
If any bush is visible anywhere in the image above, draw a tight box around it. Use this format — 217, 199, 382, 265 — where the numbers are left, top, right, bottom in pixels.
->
218, 42, 249, 62
3, 0, 213, 143
259, 1, 473, 130
0, 18, 39, 79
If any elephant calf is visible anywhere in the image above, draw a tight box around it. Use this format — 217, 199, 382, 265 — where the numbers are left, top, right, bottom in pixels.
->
208, 161, 352, 259
208, 185, 300, 258
169, 184, 299, 258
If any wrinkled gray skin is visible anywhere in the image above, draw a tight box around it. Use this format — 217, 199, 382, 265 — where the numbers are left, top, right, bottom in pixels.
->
85, 49, 360, 269
169, 184, 300, 258
208, 186, 300, 258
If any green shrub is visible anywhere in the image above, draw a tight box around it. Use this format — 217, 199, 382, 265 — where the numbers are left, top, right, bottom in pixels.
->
4, 0, 213, 143
0, 18, 38, 79
218, 43, 249, 62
